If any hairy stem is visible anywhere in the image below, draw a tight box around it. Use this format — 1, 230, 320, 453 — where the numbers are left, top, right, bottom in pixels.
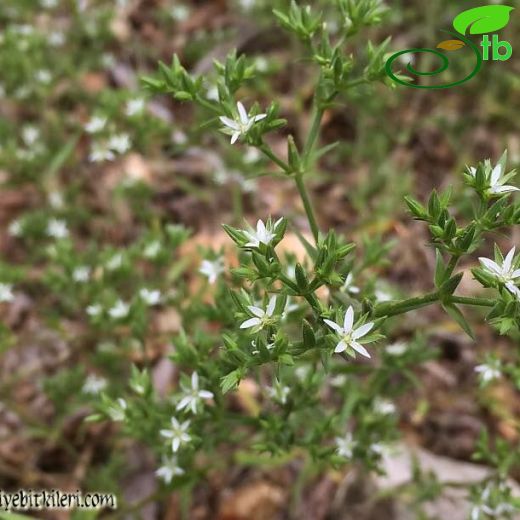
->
374, 291, 495, 318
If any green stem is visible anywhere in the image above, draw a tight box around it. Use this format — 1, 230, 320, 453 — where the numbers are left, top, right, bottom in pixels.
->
445, 254, 460, 278
374, 291, 439, 318
449, 295, 495, 307
375, 291, 495, 318
295, 173, 320, 243
303, 106, 324, 167
259, 144, 291, 173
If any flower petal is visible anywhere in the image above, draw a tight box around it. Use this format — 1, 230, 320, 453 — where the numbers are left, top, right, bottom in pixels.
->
219, 116, 239, 130
247, 306, 265, 318
199, 390, 214, 399
503, 247, 516, 273
343, 306, 354, 332
351, 341, 371, 358
478, 257, 503, 276
237, 102, 249, 125
352, 322, 374, 340
266, 295, 277, 317
230, 132, 240, 144
240, 317, 262, 329
324, 319, 343, 334
334, 340, 347, 353
490, 164, 502, 186
491, 185, 519, 193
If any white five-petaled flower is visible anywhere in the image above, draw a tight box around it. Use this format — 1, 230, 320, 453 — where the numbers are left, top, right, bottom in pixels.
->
86, 303, 102, 317
324, 306, 374, 358
373, 398, 396, 415
143, 240, 161, 259
82, 374, 107, 395
240, 295, 277, 332
468, 162, 519, 195
335, 432, 355, 459
89, 142, 115, 162
156, 456, 185, 484
176, 372, 214, 414
126, 98, 145, 116
139, 288, 161, 306
199, 258, 224, 284
73, 266, 90, 282
47, 218, 69, 239
108, 133, 131, 154
160, 417, 191, 452
108, 300, 130, 319
479, 246, 520, 298
243, 218, 283, 248
0, 283, 14, 303
219, 102, 267, 144
85, 115, 107, 134
475, 361, 502, 384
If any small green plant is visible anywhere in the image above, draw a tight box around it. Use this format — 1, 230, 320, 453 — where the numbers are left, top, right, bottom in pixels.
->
87, 0, 520, 515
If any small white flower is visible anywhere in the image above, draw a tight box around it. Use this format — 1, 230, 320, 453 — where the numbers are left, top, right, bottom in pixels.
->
85, 116, 107, 134
82, 374, 107, 394
48, 31, 65, 46
176, 372, 214, 414
35, 69, 52, 84
108, 133, 131, 154
143, 241, 161, 259
171, 5, 190, 22
267, 380, 290, 405
239, 0, 255, 10
488, 163, 519, 195
479, 246, 520, 298
73, 266, 90, 282
0, 283, 14, 303
47, 219, 69, 239
324, 306, 375, 358
341, 273, 360, 294
373, 398, 396, 415
385, 341, 408, 356
244, 147, 261, 164
468, 161, 519, 195
48, 192, 64, 208
108, 300, 130, 319
22, 126, 40, 146
335, 432, 355, 458
139, 288, 161, 306
8, 220, 22, 237
126, 98, 145, 116
156, 456, 184, 484
160, 417, 191, 452
86, 303, 102, 317
199, 258, 224, 284
475, 361, 502, 384
107, 398, 127, 421
243, 218, 283, 248
106, 253, 123, 271
89, 142, 115, 162
219, 102, 267, 144
172, 130, 187, 145
240, 295, 277, 332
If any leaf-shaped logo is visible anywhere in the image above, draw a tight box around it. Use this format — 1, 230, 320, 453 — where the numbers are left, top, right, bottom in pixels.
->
437, 39, 466, 51
453, 5, 514, 35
